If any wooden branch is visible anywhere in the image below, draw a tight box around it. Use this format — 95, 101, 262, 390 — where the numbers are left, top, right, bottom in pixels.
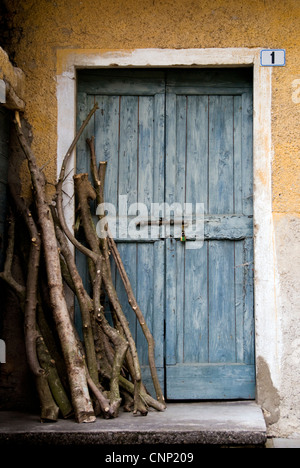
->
4, 102, 167, 421
55, 105, 99, 265
85, 371, 111, 419
1, 203, 74, 418
36, 299, 72, 411
75, 167, 146, 414
6, 185, 44, 377
92, 255, 128, 417
24, 235, 44, 377
73, 173, 98, 254
35, 374, 60, 422
14, 112, 95, 423
36, 334, 73, 419
86, 136, 100, 195
52, 209, 99, 386
74, 171, 133, 416
87, 135, 165, 410
53, 204, 129, 418
0, 213, 26, 300
86, 138, 156, 414
119, 375, 166, 412
108, 237, 165, 407
94, 154, 147, 413
57, 103, 99, 188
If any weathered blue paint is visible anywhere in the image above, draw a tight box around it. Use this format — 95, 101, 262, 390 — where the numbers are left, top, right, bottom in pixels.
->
77, 68, 254, 399
165, 70, 254, 399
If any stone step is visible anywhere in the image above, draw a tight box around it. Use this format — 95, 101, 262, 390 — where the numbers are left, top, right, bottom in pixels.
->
0, 401, 267, 447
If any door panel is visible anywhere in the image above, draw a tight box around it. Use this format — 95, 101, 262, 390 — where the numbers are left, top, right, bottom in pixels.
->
209, 95, 234, 214
165, 71, 254, 399
77, 71, 166, 395
76, 68, 255, 400
166, 364, 255, 400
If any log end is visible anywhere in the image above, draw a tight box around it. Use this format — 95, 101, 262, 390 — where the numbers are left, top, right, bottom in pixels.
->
77, 411, 96, 423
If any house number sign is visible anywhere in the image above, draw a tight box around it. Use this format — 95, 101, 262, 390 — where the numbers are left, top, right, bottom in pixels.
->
260, 49, 286, 66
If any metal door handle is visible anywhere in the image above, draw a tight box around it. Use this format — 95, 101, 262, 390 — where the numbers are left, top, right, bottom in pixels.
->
136, 218, 189, 228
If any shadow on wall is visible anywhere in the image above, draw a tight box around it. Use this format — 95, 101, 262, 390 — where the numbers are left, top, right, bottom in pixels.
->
0, 114, 38, 412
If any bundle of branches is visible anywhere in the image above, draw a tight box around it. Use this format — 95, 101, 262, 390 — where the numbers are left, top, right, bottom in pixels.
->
0, 105, 166, 423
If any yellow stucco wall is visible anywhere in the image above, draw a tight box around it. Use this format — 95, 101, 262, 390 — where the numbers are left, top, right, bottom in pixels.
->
6, 0, 300, 212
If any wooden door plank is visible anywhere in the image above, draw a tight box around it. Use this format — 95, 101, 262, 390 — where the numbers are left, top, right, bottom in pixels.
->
166, 68, 253, 88
175, 241, 185, 364
95, 95, 120, 210
114, 242, 137, 338
242, 91, 253, 216
153, 241, 165, 369
138, 96, 154, 209
203, 214, 253, 239
165, 92, 176, 208
244, 237, 255, 364
235, 240, 245, 363
76, 93, 94, 175
166, 363, 255, 400
75, 93, 95, 337
181, 95, 210, 365
153, 93, 165, 206
186, 95, 209, 213
151, 93, 165, 241
136, 243, 154, 365
184, 244, 209, 363
175, 95, 186, 210
234, 95, 243, 213
78, 69, 165, 96
118, 96, 138, 209
165, 89, 177, 366
167, 86, 252, 96
209, 240, 236, 363
209, 95, 234, 214
166, 237, 177, 365
171, 95, 186, 362
137, 95, 154, 242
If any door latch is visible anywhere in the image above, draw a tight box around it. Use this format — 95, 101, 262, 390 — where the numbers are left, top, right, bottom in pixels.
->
180, 222, 186, 243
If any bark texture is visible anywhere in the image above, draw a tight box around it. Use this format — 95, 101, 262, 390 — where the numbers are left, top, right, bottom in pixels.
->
0, 105, 165, 422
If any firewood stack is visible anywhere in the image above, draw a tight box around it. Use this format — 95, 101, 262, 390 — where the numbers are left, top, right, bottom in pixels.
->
0, 105, 166, 423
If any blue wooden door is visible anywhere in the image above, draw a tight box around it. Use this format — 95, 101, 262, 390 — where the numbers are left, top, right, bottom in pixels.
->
77, 68, 255, 400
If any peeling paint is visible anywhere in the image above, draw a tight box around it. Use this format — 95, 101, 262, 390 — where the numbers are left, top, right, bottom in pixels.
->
291, 79, 300, 104
257, 169, 268, 187
56, 48, 136, 75
256, 356, 280, 427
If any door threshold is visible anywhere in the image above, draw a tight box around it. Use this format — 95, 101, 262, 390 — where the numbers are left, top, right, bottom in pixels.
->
0, 401, 267, 447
